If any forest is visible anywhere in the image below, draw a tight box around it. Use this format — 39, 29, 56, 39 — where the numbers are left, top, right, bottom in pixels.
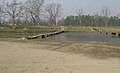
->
64, 15, 120, 26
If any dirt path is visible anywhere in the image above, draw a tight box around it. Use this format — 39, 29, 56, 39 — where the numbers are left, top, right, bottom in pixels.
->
0, 40, 120, 73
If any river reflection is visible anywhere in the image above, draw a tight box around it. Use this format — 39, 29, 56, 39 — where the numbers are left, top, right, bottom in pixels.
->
48, 32, 120, 43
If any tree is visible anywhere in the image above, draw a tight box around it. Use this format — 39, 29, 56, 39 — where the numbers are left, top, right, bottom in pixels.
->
117, 13, 120, 19
93, 12, 99, 26
45, 3, 62, 26
64, 14, 120, 26
25, 0, 44, 25
76, 8, 83, 25
21, 5, 30, 25
101, 7, 111, 27
3, 0, 23, 25
0, 3, 3, 24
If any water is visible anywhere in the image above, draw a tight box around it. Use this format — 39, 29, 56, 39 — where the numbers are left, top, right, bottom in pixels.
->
47, 32, 120, 43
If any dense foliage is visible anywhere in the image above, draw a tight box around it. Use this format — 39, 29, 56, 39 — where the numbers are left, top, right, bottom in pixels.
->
64, 15, 120, 26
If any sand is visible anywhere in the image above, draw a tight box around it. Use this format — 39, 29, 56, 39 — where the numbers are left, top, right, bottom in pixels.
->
0, 40, 120, 73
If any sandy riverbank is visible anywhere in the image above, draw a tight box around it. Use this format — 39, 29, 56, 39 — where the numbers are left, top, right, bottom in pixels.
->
0, 40, 120, 73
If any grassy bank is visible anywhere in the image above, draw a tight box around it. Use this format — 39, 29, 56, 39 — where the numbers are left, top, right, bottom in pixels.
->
0, 25, 61, 38
64, 26, 120, 33
64, 26, 92, 32
96, 26, 120, 33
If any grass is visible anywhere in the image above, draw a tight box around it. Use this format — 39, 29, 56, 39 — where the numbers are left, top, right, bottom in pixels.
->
64, 26, 92, 32
64, 26, 120, 33
0, 25, 61, 38
96, 26, 120, 33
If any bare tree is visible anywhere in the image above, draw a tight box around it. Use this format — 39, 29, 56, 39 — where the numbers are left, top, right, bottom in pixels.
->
101, 7, 111, 27
93, 12, 99, 26
25, 0, 44, 25
0, 0, 5, 24
76, 8, 83, 26
21, 5, 30, 24
3, 0, 23, 25
0, 4, 3, 24
45, 3, 62, 26
117, 13, 120, 18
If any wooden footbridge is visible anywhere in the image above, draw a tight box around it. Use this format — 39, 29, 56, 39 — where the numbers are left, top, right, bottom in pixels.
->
26, 30, 65, 40
25, 26, 65, 40
92, 27, 120, 37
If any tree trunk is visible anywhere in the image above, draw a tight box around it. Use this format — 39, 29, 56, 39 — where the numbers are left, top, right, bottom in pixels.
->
12, 16, 16, 25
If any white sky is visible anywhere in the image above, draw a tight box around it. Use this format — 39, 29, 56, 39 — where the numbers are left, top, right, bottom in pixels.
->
1, 0, 120, 17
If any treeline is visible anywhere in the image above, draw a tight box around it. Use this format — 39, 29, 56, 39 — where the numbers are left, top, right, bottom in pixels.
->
0, 0, 120, 27
64, 15, 120, 26
0, 0, 62, 26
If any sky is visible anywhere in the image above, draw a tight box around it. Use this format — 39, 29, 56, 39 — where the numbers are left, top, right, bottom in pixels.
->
1, 0, 120, 17
45, 0, 120, 17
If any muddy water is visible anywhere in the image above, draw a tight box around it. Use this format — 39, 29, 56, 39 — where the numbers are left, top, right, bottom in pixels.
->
47, 32, 120, 43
